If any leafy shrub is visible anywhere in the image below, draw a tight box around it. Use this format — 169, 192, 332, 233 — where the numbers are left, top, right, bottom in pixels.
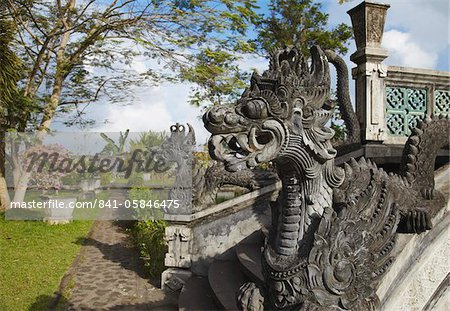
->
128, 186, 152, 201
100, 173, 113, 186
128, 173, 144, 187
61, 172, 82, 186
131, 219, 167, 278
128, 186, 167, 277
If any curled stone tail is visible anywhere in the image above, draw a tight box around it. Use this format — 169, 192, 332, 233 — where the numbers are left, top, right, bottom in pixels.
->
325, 49, 361, 144
400, 115, 450, 199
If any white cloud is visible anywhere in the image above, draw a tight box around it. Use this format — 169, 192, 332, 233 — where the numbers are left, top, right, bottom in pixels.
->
325, 0, 448, 70
382, 30, 438, 69
237, 53, 268, 74
89, 53, 270, 147
89, 82, 211, 147
94, 101, 171, 132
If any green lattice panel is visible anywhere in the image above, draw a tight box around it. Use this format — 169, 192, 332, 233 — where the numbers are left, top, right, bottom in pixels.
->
386, 112, 407, 135
407, 88, 427, 112
386, 87, 405, 110
434, 90, 450, 116
386, 87, 427, 136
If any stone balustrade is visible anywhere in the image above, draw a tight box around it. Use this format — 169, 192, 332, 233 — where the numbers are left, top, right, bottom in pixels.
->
384, 66, 450, 143
349, 1, 450, 144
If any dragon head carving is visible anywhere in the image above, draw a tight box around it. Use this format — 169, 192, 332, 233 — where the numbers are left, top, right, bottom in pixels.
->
204, 46, 339, 175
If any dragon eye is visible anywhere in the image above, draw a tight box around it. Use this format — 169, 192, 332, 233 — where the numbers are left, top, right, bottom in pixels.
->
277, 86, 288, 100
241, 99, 268, 119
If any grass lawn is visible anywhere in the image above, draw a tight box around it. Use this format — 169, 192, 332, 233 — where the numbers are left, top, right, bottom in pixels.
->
0, 213, 93, 311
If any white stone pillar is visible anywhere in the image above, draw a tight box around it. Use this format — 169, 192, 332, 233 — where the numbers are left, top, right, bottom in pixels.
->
348, 1, 390, 142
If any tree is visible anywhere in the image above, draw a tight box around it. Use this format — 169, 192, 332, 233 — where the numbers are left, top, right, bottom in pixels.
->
0, 13, 35, 209
255, 0, 352, 56
100, 130, 130, 155
0, 0, 260, 204
3, 0, 260, 130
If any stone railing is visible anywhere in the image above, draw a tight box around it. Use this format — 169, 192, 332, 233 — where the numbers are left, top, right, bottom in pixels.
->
377, 165, 450, 310
384, 67, 450, 143
348, 1, 450, 145
161, 181, 280, 291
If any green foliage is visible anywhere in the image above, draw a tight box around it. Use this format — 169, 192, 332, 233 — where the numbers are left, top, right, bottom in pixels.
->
329, 96, 346, 144
131, 219, 167, 278
129, 131, 167, 154
128, 184, 164, 219
331, 122, 346, 143
128, 185, 153, 201
100, 172, 113, 186
0, 14, 37, 131
100, 130, 130, 155
61, 172, 83, 186
128, 174, 145, 188
128, 186, 167, 278
255, 0, 353, 56
2, 0, 261, 129
0, 18, 20, 107
193, 143, 212, 168
128, 175, 167, 277
181, 48, 250, 105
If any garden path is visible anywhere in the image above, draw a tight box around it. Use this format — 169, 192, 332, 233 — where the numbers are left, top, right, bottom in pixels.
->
61, 188, 178, 310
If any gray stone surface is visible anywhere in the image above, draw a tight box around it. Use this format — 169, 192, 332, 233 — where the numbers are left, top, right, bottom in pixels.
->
236, 243, 264, 286
163, 182, 279, 277
208, 260, 245, 311
378, 165, 450, 311
178, 276, 218, 311
189, 189, 273, 276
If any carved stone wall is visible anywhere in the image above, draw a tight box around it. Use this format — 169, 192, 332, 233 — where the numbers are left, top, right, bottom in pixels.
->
348, 1, 390, 142
386, 87, 427, 136
348, 2, 450, 144
381, 212, 449, 310
384, 67, 450, 144
378, 166, 450, 310
161, 182, 280, 289
347, 1, 390, 50
164, 225, 192, 268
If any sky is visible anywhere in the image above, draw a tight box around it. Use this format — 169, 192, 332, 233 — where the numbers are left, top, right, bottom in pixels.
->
53, 0, 450, 146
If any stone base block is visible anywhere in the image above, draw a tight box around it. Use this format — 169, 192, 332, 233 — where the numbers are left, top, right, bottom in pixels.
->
161, 268, 192, 292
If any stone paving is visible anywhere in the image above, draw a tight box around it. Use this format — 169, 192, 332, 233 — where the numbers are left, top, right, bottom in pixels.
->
62, 189, 178, 311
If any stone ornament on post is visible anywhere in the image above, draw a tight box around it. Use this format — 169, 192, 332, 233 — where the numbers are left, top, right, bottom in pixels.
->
348, 1, 390, 64
348, 1, 390, 142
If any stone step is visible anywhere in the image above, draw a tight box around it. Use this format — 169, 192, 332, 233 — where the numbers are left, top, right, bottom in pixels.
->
235, 243, 264, 286
208, 260, 247, 310
178, 276, 218, 311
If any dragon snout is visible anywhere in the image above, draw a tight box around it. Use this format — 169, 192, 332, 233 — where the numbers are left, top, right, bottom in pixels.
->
204, 105, 226, 124
203, 105, 247, 134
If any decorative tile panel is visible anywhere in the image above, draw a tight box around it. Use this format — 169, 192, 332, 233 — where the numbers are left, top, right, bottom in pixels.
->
407, 89, 426, 112
386, 112, 406, 135
386, 87, 405, 110
434, 90, 450, 116
386, 87, 427, 136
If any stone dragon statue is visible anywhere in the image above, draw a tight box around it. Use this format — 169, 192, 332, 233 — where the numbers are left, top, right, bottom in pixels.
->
154, 123, 278, 211
203, 46, 449, 310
